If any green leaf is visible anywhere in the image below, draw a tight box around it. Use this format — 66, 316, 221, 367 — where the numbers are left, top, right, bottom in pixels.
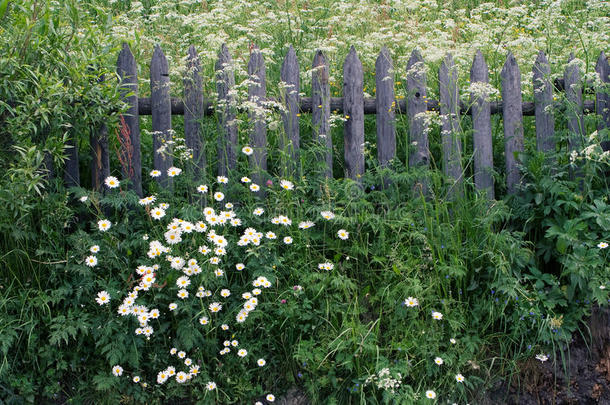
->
0, 0, 9, 20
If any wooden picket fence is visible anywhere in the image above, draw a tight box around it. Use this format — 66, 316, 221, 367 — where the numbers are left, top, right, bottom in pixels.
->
63, 43, 610, 199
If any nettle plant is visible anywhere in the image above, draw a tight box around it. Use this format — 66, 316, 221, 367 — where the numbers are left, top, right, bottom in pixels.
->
76, 143, 354, 403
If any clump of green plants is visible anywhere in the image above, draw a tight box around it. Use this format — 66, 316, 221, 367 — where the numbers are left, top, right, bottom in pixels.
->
48, 130, 570, 404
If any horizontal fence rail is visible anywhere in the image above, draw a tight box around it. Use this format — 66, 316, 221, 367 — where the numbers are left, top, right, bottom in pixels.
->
135, 96, 599, 116
61, 44, 609, 201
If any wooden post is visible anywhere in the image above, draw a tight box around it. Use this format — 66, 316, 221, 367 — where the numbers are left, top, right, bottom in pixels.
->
150, 45, 173, 188
470, 50, 494, 199
184, 45, 205, 177
439, 53, 463, 197
312, 50, 332, 177
565, 53, 584, 150
407, 49, 429, 194
116, 43, 142, 196
216, 44, 237, 177
501, 52, 524, 195
280, 45, 300, 177
533, 50, 555, 153
375, 46, 396, 169
247, 45, 268, 189
343, 46, 365, 182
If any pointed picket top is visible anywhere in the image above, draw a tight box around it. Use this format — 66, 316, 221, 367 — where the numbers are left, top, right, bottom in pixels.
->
344, 45, 362, 70
501, 51, 518, 79
151, 45, 169, 76
313, 49, 326, 68
248, 44, 265, 77
470, 50, 493, 199
375, 46, 395, 169
217, 43, 231, 65
280, 44, 300, 177
407, 48, 423, 68
471, 50, 489, 82
439, 53, 463, 198
533, 50, 555, 153
312, 49, 332, 177
343, 45, 365, 181
501, 51, 524, 194
596, 51, 610, 131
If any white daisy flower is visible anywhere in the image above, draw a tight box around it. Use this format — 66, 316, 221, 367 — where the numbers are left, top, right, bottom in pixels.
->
104, 176, 119, 188
97, 219, 111, 232
112, 365, 123, 376
167, 167, 182, 177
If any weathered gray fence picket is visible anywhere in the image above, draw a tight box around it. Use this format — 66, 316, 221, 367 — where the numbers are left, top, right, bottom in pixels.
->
116, 43, 142, 196
184, 45, 205, 177
501, 52, 524, 195
280, 46, 300, 177
151, 46, 173, 188
439, 53, 462, 198
312, 50, 332, 178
76, 44, 609, 202
247, 45, 268, 189
343, 46, 365, 182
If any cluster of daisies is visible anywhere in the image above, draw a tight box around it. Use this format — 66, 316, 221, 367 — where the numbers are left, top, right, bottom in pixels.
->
401, 296, 465, 399
87, 169, 350, 398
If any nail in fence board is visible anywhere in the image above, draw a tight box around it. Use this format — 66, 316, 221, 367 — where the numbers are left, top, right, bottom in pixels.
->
216, 44, 238, 177
375, 47, 396, 168
312, 50, 332, 178
248, 45, 268, 188
565, 53, 584, 150
439, 53, 463, 197
470, 51, 494, 199
184, 45, 205, 177
117, 43, 142, 196
280, 45, 300, 177
501, 52, 524, 194
595, 51, 609, 132
343, 46, 365, 182
150, 45, 174, 188
533, 51, 555, 153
